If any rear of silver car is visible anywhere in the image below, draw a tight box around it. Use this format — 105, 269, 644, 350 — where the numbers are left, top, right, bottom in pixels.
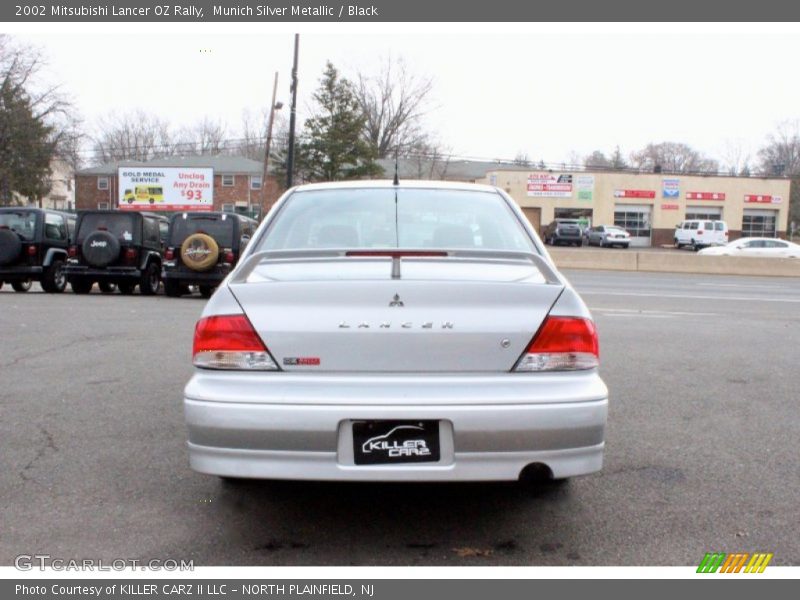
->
184, 182, 608, 482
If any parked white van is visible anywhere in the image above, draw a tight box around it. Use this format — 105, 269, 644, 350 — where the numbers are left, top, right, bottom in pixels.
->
674, 220, 729, 250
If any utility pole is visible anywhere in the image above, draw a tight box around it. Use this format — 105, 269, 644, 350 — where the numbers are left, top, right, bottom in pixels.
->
286, 33, 299, 189
260, 71, 281, 217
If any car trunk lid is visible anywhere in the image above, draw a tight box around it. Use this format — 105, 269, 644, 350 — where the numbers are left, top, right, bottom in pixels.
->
228, 255, 564, 373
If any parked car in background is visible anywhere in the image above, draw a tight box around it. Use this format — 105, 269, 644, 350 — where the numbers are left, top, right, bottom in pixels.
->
674, 220, 728, 250
698, 237, 800, 258
542, 218, 584, 246
585, 225, 631, 248
162, 211, 258, 298
184, 181, 608, 484
0, 208, 75, 293
64, 210, 168, 295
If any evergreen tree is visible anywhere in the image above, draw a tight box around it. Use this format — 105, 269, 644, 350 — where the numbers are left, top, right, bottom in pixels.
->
297, 62, 380, 182
0, 52, 56, 204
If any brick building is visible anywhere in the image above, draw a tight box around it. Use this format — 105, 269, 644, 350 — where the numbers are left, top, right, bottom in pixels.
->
377, 158, 793, 247
75, 156, 281, 219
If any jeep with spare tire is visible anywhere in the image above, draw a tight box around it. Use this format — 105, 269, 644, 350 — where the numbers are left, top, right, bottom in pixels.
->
162, 211, 257, 298
64, 210, 168, 295
0, 208, 75, 293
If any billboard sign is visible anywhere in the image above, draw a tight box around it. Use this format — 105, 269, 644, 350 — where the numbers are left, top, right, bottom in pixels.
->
614, 189, 655, 199
662, 178, 680, 198
527, 173, 573, 198
576, 175, 594, 201
686, 191, 726, 201
744, 194, 781, 204
117, 167, 214, 211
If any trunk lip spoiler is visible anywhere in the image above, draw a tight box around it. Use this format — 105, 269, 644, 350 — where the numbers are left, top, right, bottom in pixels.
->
229, 249, 564, 286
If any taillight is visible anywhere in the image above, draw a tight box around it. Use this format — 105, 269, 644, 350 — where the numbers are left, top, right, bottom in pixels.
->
224, 250, 235, 263
68, 246, 77, 257
697, 230, 703, 235
192, 314, 278, 371
165, 248, 174, 260
514, 317, 599, 372
124, 248, 138, 264
27, 245, 37, 256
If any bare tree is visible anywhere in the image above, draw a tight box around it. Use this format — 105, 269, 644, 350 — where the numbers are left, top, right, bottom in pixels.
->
513, 151, 531, 167
565, 151, 583, 169
758, 121, 800, 235
354, 56, 434, 158
629, 141, 718, 174
403, 135, 451, 180
757, 120, 800, 176
720, 139, 752, 176
234, 108, 268, 161
175, 117, 227, 156
91, 110, 174, 163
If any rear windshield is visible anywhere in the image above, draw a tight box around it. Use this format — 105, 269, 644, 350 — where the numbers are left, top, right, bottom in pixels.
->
260, 188, 534, 252
170, 214, 234, 246
77, 214, 136, 243
0, 211, 38, 241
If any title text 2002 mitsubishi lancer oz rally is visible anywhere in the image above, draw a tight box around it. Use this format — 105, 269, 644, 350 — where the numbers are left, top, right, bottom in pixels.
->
184, 180, 608, 483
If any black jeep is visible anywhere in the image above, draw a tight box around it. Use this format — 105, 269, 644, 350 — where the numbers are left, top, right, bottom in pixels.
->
162, 211, 257, 298
64, 210, 168, 295
0, 208, 75, 293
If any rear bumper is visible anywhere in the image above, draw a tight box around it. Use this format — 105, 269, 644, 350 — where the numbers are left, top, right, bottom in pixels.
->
184, 371, 608, 482
64, 265, 141, 279
162, 264, 229, 285
0, 266, 43, 280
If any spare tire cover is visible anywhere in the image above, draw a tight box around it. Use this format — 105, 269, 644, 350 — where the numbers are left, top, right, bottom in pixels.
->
181, 233, 219, 272
0, 229, 22, 265
82, 231, 120, 267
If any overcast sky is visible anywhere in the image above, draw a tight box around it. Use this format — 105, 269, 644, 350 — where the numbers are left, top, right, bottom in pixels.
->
14, 27, 800, 167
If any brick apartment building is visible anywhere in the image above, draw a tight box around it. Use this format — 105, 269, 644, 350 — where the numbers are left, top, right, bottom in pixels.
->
75, 156, 282, 219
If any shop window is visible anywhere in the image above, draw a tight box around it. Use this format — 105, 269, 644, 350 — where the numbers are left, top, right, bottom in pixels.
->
614, 207, 651, 239
742, 211, 777, 237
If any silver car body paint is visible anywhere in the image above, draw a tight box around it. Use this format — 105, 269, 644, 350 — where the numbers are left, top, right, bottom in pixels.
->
184, 181, 608, 481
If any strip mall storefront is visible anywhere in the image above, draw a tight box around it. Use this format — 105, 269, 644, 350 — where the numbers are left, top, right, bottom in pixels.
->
483, 170, 791, 246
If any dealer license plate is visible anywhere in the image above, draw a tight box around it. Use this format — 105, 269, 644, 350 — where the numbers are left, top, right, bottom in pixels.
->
352, 420, 440, 465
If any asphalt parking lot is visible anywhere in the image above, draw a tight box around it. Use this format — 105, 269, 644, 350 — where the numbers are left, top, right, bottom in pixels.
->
1, 270, 799, 566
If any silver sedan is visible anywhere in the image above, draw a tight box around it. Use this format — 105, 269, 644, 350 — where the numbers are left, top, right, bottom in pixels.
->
184, 181, 608, 482
585, 225, 631, 248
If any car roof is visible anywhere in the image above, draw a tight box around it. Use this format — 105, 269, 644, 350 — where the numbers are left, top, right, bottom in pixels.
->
291, 179, 500, 194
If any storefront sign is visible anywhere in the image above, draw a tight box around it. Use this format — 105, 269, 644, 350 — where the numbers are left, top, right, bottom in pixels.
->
614, 189, 655, 199
118, 167, 214, 211
576, 175, 594, 201
527, 173, 573, 198
686, 192, 725, 200
661, 203, 680, 210
662, 178, 680, 198
744, 194, 781, 204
